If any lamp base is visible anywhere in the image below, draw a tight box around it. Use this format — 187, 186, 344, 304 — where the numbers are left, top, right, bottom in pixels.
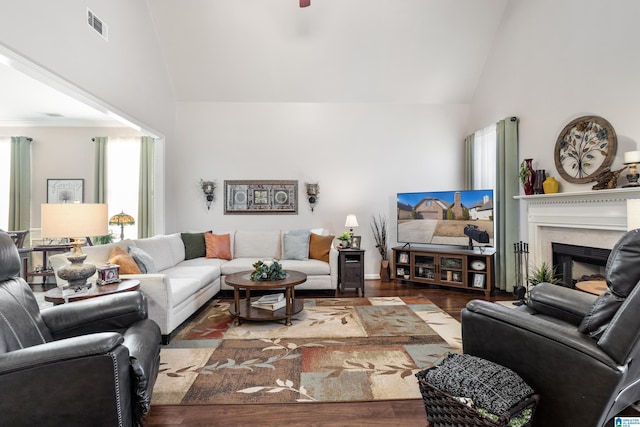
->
57, 253, 95, 292
623, 173, 640, 188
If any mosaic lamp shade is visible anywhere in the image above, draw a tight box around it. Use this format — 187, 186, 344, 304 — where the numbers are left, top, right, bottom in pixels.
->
109, 211, 135, 241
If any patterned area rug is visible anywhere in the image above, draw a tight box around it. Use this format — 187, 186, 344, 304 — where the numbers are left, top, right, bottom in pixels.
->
152, 296, 461, 405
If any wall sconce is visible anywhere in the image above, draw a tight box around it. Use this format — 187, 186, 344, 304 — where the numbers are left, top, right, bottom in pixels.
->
306, 182, 319, 212
624, 151, 640, 187
199, 179, 217, 210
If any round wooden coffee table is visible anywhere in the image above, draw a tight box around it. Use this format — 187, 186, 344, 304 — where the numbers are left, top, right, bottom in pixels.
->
225, 270, 307, 326
44, 279, 141, 305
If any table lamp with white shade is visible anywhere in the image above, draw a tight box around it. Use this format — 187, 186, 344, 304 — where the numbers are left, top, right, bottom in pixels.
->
41, 203, 108, 291
345, 214, 359, 237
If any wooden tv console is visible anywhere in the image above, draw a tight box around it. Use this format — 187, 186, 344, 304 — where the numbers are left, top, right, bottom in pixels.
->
391, 246, 495, 297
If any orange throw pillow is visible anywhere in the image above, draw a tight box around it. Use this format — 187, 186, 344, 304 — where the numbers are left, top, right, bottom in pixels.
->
309, 233, 334, 263
108, 246, 141, 274
205, 233, 233, 260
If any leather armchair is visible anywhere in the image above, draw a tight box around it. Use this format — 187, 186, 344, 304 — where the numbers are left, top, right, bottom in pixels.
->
0, 231, 161, 427
462, 229, 640, 427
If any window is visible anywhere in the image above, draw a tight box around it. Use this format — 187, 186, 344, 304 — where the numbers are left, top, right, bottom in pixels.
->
473, 124, 497, 190
106, 137, 140, 240
0, 138, 10, 230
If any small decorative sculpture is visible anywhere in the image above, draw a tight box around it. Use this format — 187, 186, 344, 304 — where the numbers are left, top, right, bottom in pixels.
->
591, 167, 626, 190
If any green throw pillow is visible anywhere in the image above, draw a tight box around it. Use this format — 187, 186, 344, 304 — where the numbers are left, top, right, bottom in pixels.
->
181, 232, 208, 260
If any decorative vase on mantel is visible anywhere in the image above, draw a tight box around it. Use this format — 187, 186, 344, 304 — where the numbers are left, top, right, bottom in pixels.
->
533, 169, 546, 194
543, 176, 560, 194
523, 158, 535, 195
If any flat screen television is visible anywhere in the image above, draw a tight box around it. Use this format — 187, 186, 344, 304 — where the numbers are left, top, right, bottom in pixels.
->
397, 189, 494, 249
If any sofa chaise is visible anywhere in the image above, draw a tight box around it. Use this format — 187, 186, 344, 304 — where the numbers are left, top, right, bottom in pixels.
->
49, 229, 337, 342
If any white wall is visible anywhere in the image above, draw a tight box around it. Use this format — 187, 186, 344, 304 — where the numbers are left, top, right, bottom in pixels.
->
173, 102, 470, 276
0, 127, 142, 230
0, 0, 176, 230
468, 0, 640, 241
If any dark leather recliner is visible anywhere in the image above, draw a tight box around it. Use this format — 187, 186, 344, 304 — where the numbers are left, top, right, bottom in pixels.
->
462, 229, 640, 427
0, 230, 161, 427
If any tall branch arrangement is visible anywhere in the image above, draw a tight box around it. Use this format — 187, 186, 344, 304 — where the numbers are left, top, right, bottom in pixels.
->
370, 214, 388, 260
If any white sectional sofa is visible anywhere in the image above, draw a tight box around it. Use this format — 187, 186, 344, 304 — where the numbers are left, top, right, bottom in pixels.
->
49, 230, 338, 342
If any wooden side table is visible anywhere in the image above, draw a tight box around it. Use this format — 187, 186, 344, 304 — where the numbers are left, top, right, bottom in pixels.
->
338, 248, 365, 296
44, 279, 141, 305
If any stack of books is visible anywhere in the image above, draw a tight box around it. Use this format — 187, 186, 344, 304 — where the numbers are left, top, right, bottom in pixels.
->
251, 293, 286, 311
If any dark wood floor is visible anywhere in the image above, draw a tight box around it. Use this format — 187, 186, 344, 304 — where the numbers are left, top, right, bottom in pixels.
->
145, 279, 636, 427
146, 279, 511, 427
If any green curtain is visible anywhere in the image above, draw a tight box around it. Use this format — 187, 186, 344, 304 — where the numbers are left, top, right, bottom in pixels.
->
8, 136, 31, 231
495, 117, 520, 292
138, 136, 155, 238
464, 133, 474, 189
93, 137, 107, 203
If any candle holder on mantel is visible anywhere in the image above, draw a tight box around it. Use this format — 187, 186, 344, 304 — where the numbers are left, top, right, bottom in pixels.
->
623, 151, 640, 188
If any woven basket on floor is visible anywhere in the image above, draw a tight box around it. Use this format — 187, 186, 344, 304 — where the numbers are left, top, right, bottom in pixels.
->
416, 369, 540, 427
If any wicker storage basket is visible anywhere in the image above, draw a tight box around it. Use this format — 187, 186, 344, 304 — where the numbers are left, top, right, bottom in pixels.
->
416, 369, 540, 427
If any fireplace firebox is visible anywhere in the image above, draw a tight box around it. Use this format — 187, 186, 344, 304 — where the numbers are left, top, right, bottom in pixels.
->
551, 243, 610, 288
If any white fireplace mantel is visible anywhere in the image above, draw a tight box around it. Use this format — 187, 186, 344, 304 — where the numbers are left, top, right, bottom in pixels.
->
516, 187, 640, 266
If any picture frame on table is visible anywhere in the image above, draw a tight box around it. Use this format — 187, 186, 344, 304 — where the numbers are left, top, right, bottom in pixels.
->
398, 252, 409, 264
350, 236, 361, 249
472, 273, 486, 288
47, 179, 84, 203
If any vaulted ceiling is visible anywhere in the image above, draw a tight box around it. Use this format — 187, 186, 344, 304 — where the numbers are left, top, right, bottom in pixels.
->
0, 0, 509, 125
148, 0, 509, 103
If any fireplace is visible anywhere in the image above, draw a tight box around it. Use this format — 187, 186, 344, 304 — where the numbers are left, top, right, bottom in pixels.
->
552, 242, 610, 288
517, 188, 640, 291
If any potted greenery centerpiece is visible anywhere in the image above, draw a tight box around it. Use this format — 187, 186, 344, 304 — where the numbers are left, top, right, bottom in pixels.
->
371, 214, 389, 281
250, 260, 287, 281
337, 231, 351, 248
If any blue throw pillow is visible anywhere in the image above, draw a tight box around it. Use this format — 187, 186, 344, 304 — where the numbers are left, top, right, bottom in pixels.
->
129, 246, 158, 274
283, 232, 310, 260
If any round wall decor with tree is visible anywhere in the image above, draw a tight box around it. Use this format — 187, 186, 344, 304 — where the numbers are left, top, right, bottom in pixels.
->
554, 115, 617, 184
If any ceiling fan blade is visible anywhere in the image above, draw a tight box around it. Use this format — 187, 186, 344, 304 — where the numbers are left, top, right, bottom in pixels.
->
300, 0, 311, 7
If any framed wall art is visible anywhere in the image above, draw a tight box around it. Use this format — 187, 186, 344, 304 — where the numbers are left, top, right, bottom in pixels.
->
554, 115, 617, 184
47, 179, 84, 203
224, 180, 298, 214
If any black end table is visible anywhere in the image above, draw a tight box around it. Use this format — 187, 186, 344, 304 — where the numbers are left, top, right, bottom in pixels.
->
338, 248, 365, 296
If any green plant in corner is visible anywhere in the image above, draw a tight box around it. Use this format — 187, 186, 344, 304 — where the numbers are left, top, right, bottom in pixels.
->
528, 261, 559, 285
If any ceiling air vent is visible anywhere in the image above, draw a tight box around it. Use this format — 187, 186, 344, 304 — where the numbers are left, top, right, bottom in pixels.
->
87, 8, 108, 41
